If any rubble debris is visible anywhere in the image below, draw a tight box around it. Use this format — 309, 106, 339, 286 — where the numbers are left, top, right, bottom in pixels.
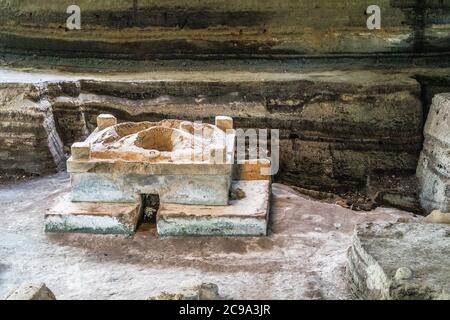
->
230, 187, 246, 200
148, 283, 220, 300
5, 283, 56, 300
424, 210, 450, 225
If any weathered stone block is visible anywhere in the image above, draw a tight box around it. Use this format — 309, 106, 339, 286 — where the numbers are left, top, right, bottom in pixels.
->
417, 93, 450, 214
234, 159, 271, 181
346, 222, 450, 300
68, 119, 235, 205
6, 283, 56, 300
157, 180, 270, 236
70, 173, 232, 205
215, 116, 233, 132
45, 193, 141, 234
148, 283, 220, 300
96, 114, 117, 130
70, 142, 90, 160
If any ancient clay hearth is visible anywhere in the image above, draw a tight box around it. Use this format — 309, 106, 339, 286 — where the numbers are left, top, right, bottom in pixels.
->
89, 118, 227, 163
67, 115, 235, 205
46, 114, 271, 236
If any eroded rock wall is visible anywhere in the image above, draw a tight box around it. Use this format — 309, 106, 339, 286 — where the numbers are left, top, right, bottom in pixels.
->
0, 84, 65, 175
45, 71, 423, 191
0, 71, 424, 190
417, 93, 450, 213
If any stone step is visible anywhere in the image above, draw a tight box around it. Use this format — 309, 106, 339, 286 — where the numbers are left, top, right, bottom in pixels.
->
157, 180, 270, 236
45, 194, 141, 235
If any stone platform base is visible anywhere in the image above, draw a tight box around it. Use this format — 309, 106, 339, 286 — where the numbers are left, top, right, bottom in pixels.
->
45, 180, 270, 237
157, 180, 270, 236
346, 222, 450, 300
45, 194, 141, 235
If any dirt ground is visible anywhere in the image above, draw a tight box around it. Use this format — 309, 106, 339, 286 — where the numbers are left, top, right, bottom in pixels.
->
0, 173, 417, 300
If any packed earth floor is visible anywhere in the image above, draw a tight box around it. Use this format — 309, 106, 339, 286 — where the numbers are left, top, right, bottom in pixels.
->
0, 173, 418, 300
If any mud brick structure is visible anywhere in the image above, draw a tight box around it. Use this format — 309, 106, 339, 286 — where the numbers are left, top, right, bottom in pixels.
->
67, 115, 235, 205
46, 114, 271, 236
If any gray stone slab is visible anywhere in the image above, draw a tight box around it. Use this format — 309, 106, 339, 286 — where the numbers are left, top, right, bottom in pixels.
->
45, 193, 141, 234
6, 282, 56, 300
417, 93, 450, 214
346, 222, 450, 300
157, 180, 270, 236
70, 173, 231, 205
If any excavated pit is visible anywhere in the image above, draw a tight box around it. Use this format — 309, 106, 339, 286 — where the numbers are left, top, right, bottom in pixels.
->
0, 67, 449, 212
1, 0, 450, 301
0, 64, 449, 299
1, 66, 449, 212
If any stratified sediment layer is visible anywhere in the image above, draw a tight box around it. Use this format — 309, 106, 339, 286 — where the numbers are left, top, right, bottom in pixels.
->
1, 1, 449, 58
0, 70, 424, 192
0, 83, 65, 175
